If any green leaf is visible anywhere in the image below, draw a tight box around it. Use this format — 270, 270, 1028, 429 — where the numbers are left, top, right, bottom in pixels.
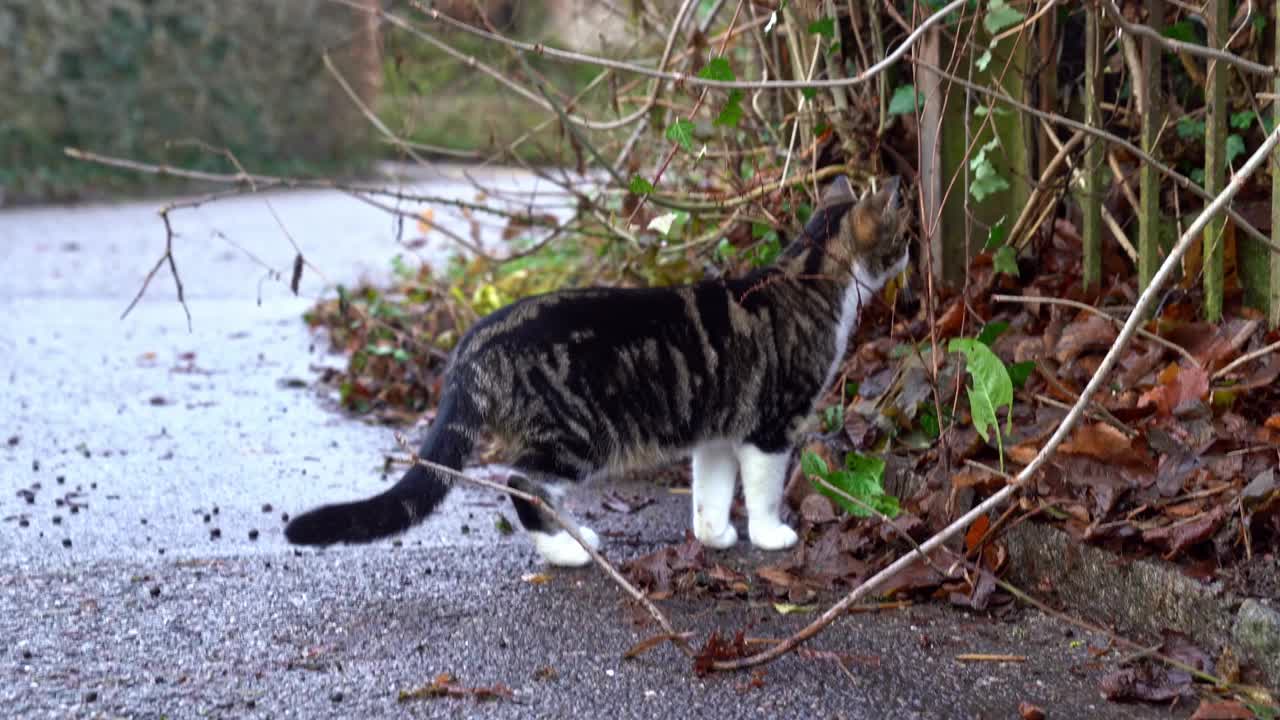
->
976, 321, 1009, 347
888, 85, 923, 115
749, 233, 782, 267
629, 176, 654, 195
984, 216, 1007, 250
797, 203, 814, 224
808, 17, 835, 39
969, 137, 1009, 202
1231, 110, 1257, 130
993, 244, 1019, 277
1177, 116, 1206, 140
983, 0, 1025, 35
392, 348, 411, 363
1191, 168, 1206, 186
1226, 134, 1246, 166
919, 408, 940, 439
665, 119, 696, 152
1008, 360, 1035, 389
714, 90, 744, 127
713, 237, 736, 263
801, 87, 817, 101
1162, 20, 1198, 44
821, 404, 844, 433
948, 338, 1014, 445
801, 449, 829, 478
830, 453, 898, 518
973, 104, 1008, 118
976, 48, 993, 71
697, 57, 735, 82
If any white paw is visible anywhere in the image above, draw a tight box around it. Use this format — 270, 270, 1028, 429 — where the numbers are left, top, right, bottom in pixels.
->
694, 522, 739, 550
531, 529, 597, 567
749, 523, 799, 551
578, 526, 601, 551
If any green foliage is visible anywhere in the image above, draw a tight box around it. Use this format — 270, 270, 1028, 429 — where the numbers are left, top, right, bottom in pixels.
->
888, 85, 924, 115
968, 137, 1009, 201
975, 321, 1008, 347
1162, 20, 1199, 43
993, 245, 1020, 277
983, 0, 1025, 35
1177, 116, 1207, 139
807, 17, 836, 40
949, 337, 1014, 468
821, 404, 844, 433
1225, 134, 1246, 166
665, 119, 697, 153
748, 224, 782, 267
715, 90, 745, 127
697, 57, 735, 82
629, 176, 654, 195
802, 450, 900, 519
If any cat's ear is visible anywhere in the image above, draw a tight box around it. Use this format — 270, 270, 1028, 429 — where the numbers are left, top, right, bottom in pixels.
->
818, 174, 856, 209
850, 176, 903, 251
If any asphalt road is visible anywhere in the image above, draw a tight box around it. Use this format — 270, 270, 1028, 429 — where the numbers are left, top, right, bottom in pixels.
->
1, 166, 1187, 719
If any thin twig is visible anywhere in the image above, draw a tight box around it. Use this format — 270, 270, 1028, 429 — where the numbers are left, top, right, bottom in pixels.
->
1212, 338, 1280, 380
1100, 0, 1277, 77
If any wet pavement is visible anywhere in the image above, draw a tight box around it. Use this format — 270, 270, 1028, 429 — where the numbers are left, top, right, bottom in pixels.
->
1, 166, 1187, 718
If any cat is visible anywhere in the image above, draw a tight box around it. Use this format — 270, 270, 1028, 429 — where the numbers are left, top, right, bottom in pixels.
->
285, 174, 909, 566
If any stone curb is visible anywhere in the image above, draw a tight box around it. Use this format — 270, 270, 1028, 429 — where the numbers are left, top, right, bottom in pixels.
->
1006, 522, 1280, 691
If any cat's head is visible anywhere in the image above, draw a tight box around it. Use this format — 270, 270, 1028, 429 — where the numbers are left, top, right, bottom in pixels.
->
821, 174, 909, 287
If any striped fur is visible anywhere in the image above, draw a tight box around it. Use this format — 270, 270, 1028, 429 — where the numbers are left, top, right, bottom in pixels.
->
285, 175, 909, 565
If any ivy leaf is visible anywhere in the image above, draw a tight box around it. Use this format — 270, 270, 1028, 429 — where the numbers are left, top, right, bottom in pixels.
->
948, 338, 1014, 444
714, 89, 744, 127
976, 48, 993, 71
1225, 134, 1246, 166
808, 17, 835, 40
969, 138, 1009, 201
1177, 116, 1206, 140
697, 57, 735, 82
888, 85, 923, 115
984, 0, 1025, 35
1231, 110, 1257, 130
808, 451, 899, 519
665, 119, 696, 152
801, 87, 818, 101
629, 176, 654, 195
993, 244, 1020, 277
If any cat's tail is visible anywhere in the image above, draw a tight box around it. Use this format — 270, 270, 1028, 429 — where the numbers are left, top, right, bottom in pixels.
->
284, 390, 477, 546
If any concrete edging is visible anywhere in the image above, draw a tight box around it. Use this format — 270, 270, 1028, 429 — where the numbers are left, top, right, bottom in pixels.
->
1005, 521, 1280, 690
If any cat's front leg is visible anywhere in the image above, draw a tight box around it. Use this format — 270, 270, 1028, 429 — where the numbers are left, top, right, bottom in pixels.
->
690, 443, 739, 549
737, 444, 799, 550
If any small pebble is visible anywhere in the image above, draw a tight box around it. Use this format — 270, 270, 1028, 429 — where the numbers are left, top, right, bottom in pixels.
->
83, 691, 97, 703
61, 538, 72, 548
56, 475, 65, 484
210, 528, 221, 540
140, 518, 148, 525
460, 524, 470, 535
21, 649, 32, 660
212, 506, 219, 515
330, 691, 343, 703
261, 503, 273, 513
90, 482, 97, 489
149, 586, 161, 598
202, 514, 211, 523
69, 506, 79, 515
18, 519, 29, 528
280, 512, 289, 523
248, 529, 259, 541
32, 460, 39, 472
6, 435, 18, 446
52, 515, 62, 525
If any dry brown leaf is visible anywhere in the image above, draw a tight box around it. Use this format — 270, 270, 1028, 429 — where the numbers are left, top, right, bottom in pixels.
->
1138, 363, 1209, 417
1059, 423, 1151, 467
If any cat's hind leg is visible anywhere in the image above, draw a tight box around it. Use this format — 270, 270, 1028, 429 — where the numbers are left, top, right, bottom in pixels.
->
690, 442, 739, 549
508, 453, 599, 567
737, 443, 799, 550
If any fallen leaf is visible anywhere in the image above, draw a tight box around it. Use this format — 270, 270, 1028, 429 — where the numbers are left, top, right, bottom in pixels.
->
416, 207, 435, 235
398, 673, 514, 702
622, 534, 704, 593
1054, 314, 1117, 365
693, 631, 749, 676
623, 632, 694, 660
1099, 665, 1193, 703
521, 572, 552, 585
773, 602, 817, 615
1139, 363, 1209, 417
1142, 506, 1227, 558
1018, 701, 1047, 720
1059, 423, 1152, 467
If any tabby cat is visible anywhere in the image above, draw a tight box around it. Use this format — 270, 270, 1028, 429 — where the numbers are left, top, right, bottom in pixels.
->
286, 174, 909, 566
